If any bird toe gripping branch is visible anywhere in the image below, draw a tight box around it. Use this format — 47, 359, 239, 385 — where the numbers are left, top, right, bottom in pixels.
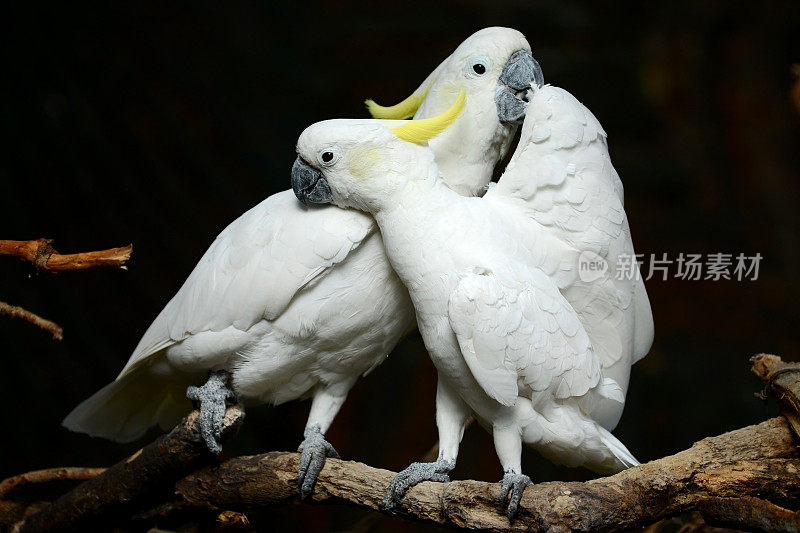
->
186, 370, 237, 455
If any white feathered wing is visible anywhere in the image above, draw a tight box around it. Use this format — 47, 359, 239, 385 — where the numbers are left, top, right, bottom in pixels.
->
447, 263, 636, 472
64, 190, 379, 441
487, 85, 654, 429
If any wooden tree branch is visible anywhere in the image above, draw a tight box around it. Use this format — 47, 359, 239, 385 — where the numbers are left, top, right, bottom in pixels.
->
0, 239, 132, 271
0, 301, 63, 339
138, 416, 796, 533
3, 355, 799, 532
0, 467, 105, 528
696, 496, 800, 533
0, 467, 105, 502
14, 406, 244, 532
752, 353, 800, 438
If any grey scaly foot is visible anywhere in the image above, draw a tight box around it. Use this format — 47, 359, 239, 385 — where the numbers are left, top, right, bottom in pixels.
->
186, 370, 235, 454
499, 471, 532, 521
382, 458, 454, 512
297, 425, 340, 499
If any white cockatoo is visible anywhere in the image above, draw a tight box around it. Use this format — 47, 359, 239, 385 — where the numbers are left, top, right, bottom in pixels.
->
291, 93, 639, 519
487, 84, 654, 430
64, 27, 541, 498
366, 27, 542, 195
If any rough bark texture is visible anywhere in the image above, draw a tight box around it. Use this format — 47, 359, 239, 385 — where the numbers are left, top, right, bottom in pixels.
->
2, 355, 799, 532
14, 406, 244, 533
0, 238, 132, 271
160, 416, 799, 532
753, 353, 800, 438
696, 496, 800, 533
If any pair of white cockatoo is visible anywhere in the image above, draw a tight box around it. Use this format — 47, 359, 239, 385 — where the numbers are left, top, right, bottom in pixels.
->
65, 27, 653, 519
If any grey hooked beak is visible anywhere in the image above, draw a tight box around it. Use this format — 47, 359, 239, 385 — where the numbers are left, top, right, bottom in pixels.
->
495, 50, 545, 124
291, 156, 333, 206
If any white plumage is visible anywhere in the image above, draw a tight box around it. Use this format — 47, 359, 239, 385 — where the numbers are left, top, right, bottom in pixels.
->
365, 180, 639, 476
64, 191, 412, 440
448, 264, 601, 406
292, 79, 649, 516
64, 26, 537, 496
490, 84, 654, 429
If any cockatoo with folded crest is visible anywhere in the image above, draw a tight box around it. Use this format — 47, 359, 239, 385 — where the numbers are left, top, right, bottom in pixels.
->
487, 83, 654, 432
63, 26, 541, 499
291, 92, 640, 520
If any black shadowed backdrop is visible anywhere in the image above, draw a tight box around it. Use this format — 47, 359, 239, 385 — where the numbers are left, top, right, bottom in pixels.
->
2, 1, 799, 531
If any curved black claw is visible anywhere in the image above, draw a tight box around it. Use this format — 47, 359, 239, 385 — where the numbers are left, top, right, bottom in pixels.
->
382, 459, 455, 513
297, 425, 340, 500
499, 471, 532, 522
186, 370, 235, 455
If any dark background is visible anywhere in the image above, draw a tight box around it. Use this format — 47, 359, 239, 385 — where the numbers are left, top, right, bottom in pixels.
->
2, 1, 799, 531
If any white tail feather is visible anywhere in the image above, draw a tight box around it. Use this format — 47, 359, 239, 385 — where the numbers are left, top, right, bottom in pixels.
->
63, 358, 193, 442
599, 428, 639, 470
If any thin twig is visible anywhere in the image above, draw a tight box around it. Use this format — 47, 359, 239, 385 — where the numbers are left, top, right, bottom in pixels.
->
0, 301, 63, 339
0, 239, 132, 271
0, 467, 106, 501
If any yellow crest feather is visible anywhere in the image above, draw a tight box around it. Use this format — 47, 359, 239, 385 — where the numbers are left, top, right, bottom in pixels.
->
390, 89, 466, 145
364, 81, 433, 120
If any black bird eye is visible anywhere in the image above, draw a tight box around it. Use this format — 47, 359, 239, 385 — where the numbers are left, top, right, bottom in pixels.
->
321, 151, 334, 163
472, 63, 486, 75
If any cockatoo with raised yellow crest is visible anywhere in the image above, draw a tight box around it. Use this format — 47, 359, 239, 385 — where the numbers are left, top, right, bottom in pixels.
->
63, 26, 542, 499
291, 93, 640, 520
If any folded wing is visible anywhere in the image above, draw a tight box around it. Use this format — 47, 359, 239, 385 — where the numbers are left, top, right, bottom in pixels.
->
119, 190, 376, 378
488, 85, 654, 375
447, 263, 603, 407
